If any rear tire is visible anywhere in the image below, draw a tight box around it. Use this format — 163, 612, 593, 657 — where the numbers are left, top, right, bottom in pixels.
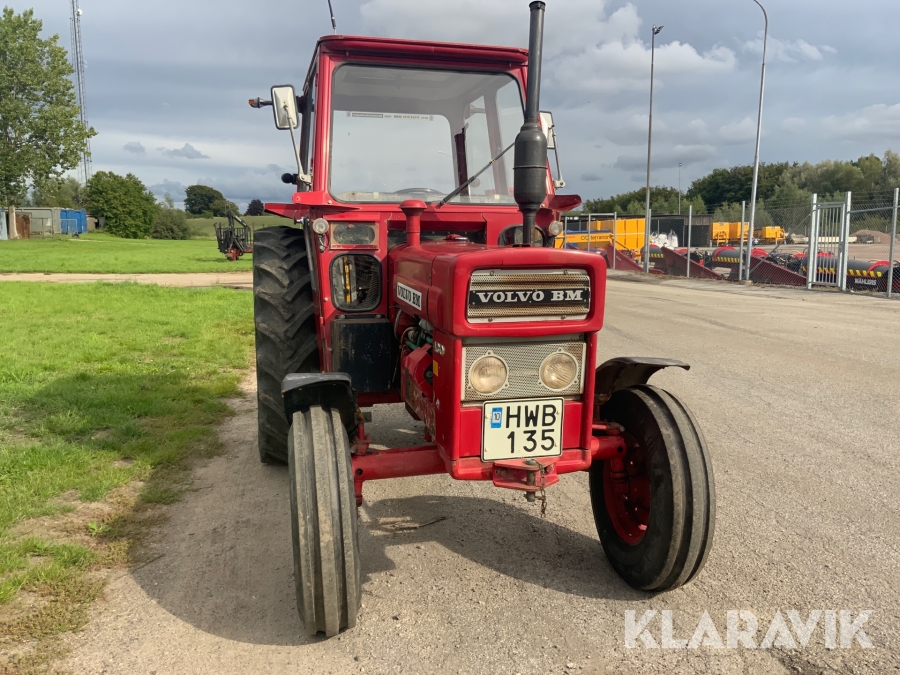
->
289, 406, 361, 637
253, 226, 319, 463
589, 385, 715, 591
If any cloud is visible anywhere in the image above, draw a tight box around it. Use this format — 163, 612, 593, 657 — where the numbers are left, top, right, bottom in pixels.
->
821, 103, 900, 142
157, 143, 210, 160
743, 35, 837, 63
614, 144, 717, 171
148, 179, 186, 199
782, 117, 806, 132
123, 141, 146, 154
606, 116, 712, 147
581, 172, 601, 182
254, 163, 286, 175
718, 117, 757, 144
360, 0, 735, 97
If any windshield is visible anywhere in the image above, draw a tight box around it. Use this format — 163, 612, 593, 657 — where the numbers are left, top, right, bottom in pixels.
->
329, 65, 524, 204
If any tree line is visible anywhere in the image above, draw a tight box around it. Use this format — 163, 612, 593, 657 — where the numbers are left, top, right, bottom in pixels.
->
584, 150, 900, 218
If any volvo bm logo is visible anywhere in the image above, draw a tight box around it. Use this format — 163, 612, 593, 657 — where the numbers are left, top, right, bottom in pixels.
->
397, 282, 423, 310
468, 288, 589, 307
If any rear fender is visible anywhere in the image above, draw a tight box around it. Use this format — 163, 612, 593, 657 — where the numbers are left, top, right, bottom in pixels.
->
282, 372, 358, 431
594, 357, 690, 403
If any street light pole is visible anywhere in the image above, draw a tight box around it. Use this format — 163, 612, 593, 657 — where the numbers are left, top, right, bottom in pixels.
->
678, 162, 683, 215
643, 24, 663, 274
746, 0, 768, 281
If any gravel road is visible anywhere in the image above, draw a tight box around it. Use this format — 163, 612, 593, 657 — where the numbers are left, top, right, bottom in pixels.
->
59, 276, 900, 675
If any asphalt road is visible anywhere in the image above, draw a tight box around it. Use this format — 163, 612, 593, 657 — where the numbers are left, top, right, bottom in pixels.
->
59, 275, 900, 675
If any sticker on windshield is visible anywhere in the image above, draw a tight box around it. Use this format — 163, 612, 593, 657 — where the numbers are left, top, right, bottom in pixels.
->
348, 112, 434, 122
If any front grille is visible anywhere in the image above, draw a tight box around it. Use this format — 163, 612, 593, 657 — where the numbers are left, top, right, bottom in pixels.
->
462, 338, 586, 402
467, 269, 591, 322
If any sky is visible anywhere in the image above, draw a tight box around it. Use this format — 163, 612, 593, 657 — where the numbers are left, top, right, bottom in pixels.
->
16, 0, 900, 209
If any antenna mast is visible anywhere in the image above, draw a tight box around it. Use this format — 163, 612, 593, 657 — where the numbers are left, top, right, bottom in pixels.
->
70, 0, 92, 184
326, 0, 337, 34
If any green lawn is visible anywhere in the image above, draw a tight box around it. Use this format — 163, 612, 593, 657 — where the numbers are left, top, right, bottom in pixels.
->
0, 232, 254, 273
0, 282, 254, 666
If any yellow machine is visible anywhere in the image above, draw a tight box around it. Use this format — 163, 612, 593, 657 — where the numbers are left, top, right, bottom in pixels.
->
711, 222, 783, 245
553, 217, 646, 252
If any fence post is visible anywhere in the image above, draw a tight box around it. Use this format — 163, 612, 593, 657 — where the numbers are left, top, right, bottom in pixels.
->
807, 193, 818, 289
738, 201, 746, 281
839, 191, 851, 291
586, 213, 592, 254
642, 209, 652, 273
888, 189, 898, 299
612, 212, 617, 270
686, 205, 692, 279
745, 200, 753, 281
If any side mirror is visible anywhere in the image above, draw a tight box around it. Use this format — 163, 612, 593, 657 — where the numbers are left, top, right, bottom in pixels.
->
540, 111, 565, 188
539, 111, 556, 149
271, 85, 299, 130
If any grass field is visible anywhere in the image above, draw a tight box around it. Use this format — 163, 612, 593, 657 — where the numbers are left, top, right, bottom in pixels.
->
0, 233, 253, 274
0, 282, 254, 670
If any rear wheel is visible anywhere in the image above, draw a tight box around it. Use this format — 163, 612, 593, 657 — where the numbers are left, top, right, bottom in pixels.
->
589, 385, 715, 591
253, 226, 319, 463
289, 406, 361, 637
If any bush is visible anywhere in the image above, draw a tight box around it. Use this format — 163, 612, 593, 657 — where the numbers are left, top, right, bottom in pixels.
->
210, 198, 239, 217
152, 209, 190, 239
84, 171, 158, 238
245, 199, 264, 216
184, 185, 224, 215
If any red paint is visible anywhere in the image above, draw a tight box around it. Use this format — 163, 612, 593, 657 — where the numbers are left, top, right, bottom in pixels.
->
603, 436, 650, 545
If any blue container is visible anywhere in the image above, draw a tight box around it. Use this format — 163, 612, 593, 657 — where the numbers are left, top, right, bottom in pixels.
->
60, 209, 87, 234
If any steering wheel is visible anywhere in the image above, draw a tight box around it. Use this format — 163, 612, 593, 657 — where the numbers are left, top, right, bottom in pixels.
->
394, 187, 444, 195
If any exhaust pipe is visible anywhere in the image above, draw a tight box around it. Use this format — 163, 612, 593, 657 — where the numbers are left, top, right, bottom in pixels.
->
513, 1, 547, 247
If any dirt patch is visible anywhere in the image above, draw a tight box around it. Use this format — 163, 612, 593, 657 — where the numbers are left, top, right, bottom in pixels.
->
11, 483, 143, 549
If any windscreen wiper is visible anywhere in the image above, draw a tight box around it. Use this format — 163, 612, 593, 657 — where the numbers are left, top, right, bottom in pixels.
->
437, 141, 515, 208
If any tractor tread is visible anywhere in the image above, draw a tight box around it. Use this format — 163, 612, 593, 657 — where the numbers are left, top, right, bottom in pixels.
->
289, 406, 361, 636
253, 225, 320, 463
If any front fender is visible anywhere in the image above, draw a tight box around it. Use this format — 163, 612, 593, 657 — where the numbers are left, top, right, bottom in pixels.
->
282, 372, 357, 431
594, 357, 690, 402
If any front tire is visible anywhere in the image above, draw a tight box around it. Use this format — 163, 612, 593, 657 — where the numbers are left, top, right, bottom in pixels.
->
589, 385, 715, 591
289, 406, 361, 637
253, 226, 319, 463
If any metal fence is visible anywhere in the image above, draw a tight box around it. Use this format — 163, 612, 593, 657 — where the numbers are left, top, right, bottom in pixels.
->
596, 189, 899, 300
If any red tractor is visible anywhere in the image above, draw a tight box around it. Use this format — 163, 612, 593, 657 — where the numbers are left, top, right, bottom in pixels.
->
251, 2, 714, 638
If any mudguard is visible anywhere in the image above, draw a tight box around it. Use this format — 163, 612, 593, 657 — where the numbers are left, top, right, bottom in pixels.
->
282, 372, 357, 431
594, 357, 690, 401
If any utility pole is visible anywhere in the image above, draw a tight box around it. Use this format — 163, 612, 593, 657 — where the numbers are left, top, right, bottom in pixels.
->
643, 24, 663, 274
746, 0, 768, 282
678, 162, 682, 215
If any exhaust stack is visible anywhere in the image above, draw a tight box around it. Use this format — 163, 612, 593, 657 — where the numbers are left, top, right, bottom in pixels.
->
513, 1, 548, 247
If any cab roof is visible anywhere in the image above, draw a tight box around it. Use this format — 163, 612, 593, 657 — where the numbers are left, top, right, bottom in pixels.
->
315, 34, 529, 66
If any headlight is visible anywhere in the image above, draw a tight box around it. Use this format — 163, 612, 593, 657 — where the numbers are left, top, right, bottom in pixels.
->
312, 217, 329, 234
468, 354, 508, 394
540, 351, 578, 390
548, 220, 563, 236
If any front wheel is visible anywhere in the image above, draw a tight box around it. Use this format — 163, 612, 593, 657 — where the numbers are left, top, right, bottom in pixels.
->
288, 405, 361, 636
589, 385, 715, 592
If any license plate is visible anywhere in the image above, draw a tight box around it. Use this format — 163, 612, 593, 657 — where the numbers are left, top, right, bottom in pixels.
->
481, 398, 564, 462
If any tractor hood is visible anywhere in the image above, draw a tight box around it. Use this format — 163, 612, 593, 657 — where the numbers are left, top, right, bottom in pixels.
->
388, 242, 607, 339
